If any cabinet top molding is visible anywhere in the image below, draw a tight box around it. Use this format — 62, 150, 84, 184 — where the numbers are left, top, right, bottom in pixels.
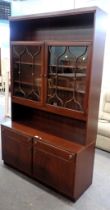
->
9, 6, 105, 21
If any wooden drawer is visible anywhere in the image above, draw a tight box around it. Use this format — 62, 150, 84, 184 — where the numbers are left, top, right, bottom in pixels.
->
1, 125, 32, 175
33, 138, 76, 197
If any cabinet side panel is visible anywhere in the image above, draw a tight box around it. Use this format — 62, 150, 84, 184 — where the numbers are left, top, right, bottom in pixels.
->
86, 10, 107, 144
73, 143, 95, 200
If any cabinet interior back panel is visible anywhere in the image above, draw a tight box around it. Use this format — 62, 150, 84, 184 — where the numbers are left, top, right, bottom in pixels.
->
10, 13, 94, 41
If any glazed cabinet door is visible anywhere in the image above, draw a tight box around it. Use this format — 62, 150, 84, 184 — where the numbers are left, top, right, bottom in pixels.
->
44, 41, 92, 120
33, 138, 75, 198
1, 126, 32, 175
11, 41, 44, 107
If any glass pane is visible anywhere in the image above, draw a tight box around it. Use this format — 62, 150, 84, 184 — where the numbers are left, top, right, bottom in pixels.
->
47, 45, 88, 111
12, 44, 42, 101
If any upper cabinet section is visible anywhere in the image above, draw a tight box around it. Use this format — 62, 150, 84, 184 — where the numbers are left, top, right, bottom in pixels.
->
11, 41, 44, 104
10, 7, 107, 122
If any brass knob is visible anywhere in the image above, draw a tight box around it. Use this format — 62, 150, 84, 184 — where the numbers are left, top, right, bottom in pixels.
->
69, 154, 73, 160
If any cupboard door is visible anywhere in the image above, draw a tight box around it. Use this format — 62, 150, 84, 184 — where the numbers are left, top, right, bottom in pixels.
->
11, 41, 44, 105
45, 41, 91, 119
1, 126, 32, 175
33, 138, 75, 197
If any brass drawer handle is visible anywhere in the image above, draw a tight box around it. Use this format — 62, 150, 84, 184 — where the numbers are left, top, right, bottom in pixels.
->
69, 154, 73, 160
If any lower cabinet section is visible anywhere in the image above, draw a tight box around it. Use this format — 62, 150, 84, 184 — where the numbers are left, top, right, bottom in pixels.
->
1, 124, 95, 201
1, 125, 32, 176
33, 138, 75, 198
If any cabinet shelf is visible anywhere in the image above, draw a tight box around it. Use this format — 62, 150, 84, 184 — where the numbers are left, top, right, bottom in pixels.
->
49, 64, 87, 70
48, 73, 86, 78
14, 61, 41, 66
14, 80, 41, 86
49, 85, 85, 93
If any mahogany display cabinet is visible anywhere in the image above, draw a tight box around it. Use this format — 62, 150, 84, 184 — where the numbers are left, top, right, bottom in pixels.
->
1, 7, 106, 201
